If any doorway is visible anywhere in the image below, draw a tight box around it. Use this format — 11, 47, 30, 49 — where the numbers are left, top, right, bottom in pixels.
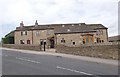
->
83, 34, 94, 44
49, 37, 55, 48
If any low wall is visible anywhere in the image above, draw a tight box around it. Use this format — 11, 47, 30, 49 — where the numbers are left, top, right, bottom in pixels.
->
64, 42, 119, 47
2, 44, 41, 51
56, 44, 119, 60
2, 43, 119, 60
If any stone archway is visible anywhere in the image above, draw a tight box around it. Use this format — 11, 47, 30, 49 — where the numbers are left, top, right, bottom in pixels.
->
47, 36, 55, 48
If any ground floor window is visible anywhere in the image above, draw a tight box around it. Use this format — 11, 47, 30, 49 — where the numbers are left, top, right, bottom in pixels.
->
27, 40, 30, 44
102, 40, 104, 42
40, 39, 44, 45
61, 38, 65, 43
97, 39, 104, 43
73, 42, 75, 45
40, 39, 47, 45
20, 40, 25, 44
97, 38, 101, 43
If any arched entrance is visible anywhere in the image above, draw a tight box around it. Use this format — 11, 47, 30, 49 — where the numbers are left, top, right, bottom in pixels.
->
48, 36, 55, 48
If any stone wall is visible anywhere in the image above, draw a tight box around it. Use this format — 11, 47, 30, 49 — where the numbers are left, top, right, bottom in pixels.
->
2, 44, 41, 51
2, 42, 119, 60
56, 43, 119, 60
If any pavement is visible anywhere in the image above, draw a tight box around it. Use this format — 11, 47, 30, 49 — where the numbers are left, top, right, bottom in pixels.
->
0, 47, 118, 66
0, 47, 119, 75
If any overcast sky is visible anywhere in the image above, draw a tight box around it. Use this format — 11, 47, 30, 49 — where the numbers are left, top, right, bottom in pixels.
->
0, 0, 119, 39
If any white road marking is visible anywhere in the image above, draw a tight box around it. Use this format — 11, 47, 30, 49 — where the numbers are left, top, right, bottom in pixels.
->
16, 57, 41, 64
56, 66, 93, 75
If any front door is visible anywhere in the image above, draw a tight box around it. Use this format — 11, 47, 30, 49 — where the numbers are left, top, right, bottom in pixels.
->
50, 39, 54, 48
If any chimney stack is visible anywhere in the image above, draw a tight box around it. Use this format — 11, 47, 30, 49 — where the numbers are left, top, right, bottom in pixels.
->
35, 20, 38, 26
20, 21, 24, 27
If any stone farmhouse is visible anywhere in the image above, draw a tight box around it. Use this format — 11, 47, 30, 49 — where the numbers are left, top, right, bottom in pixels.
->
14, 20, 108, 48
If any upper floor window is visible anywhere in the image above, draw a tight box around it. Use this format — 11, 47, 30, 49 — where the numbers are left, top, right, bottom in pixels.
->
21, 31, 27, 36
35, 31, 40, 36
46, 30, 50, 35
100, 30, 103, 35
96, 31, 100, 35
96, 30, 103, 35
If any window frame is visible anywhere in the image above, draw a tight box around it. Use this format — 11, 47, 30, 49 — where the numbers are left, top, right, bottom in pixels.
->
61, 38, 65, 43
21, 31, 27, 36
20, 40, 25, 44
35, 31, 40, 36
27, 40, 30, 44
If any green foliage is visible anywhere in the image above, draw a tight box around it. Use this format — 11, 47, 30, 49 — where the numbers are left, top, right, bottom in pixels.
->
2, 36, 14, 44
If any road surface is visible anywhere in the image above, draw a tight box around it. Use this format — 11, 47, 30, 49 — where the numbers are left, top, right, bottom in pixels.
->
1, 49, 118, 76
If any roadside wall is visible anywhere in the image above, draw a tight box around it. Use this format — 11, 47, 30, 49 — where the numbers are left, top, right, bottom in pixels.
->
2, 42, 119, 60
2, 44, 41, 51
56, 43, 119, 60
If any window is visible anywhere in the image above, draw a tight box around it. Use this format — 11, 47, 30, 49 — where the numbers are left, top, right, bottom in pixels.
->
79, 24, 81, 26
71, 24, 74, 26
40, 40, 43, 45
21, 31, 27, 36
20, 40, 25, 44
61, 38, 65, 43
67, 28, 70, 32
100, 30, 103, 35
83, 40, 85, 44
73, 42, 75, 45
97, 38, 100, 43
27, 40, 30, 44
46, 30, 50, 35
102, 40, 104, 43
62, 25, 65, 27
96, 30, 103, 35
35, 31, 40, 36
96, 30, 100, 35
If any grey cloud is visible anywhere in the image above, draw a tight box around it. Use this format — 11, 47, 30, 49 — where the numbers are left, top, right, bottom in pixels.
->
0, 0, 118, 38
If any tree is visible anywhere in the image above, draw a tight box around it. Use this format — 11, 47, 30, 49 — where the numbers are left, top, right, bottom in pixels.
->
2, 36, 14, 44
2, 31, 14, 44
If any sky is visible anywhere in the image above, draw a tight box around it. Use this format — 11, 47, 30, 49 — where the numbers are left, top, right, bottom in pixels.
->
0, 0, 119, 40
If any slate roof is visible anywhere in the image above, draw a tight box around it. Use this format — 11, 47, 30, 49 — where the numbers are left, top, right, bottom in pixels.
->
15, 23, 107, 34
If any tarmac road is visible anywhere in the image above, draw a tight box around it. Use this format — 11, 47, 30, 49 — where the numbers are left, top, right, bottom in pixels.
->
1, 49, 118, 76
